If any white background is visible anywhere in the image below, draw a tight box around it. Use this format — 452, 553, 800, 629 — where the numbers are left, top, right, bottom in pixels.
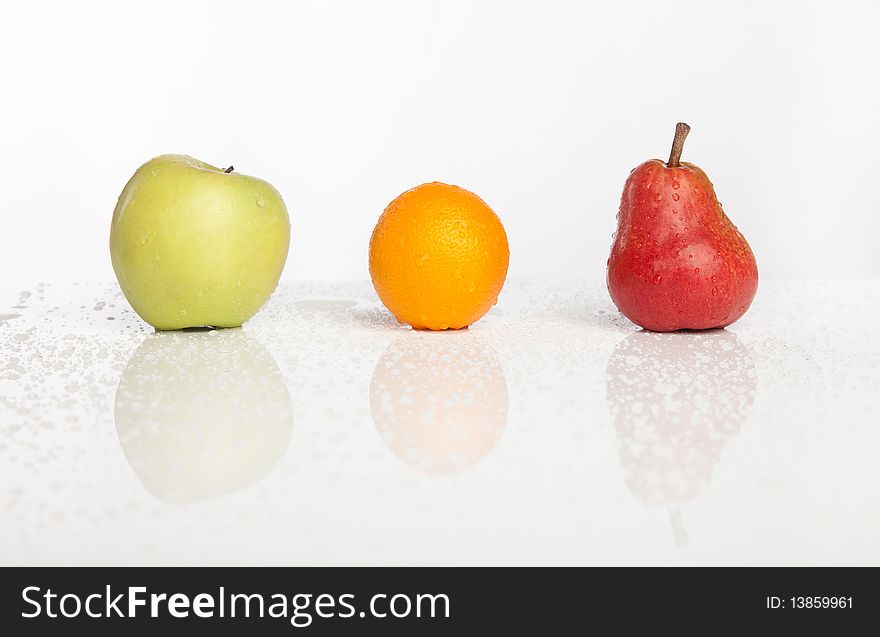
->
1, 0, 878, 285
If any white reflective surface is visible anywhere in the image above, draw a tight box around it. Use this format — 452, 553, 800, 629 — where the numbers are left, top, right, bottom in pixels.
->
1, 281, 878, 565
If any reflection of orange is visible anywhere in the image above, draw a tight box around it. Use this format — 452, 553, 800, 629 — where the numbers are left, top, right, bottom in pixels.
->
369, 333, 508, 476
368, 182, 509, 330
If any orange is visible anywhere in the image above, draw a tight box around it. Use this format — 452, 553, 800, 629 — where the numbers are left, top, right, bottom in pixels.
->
369, 182, 510, 330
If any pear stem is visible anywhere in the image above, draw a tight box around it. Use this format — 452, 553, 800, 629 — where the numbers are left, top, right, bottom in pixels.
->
667, 122, 691, 168
224, 166, 234, 174
667, 504, 689, 547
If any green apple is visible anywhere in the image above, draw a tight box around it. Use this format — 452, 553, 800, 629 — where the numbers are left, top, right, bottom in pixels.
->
110, 154, 290, 329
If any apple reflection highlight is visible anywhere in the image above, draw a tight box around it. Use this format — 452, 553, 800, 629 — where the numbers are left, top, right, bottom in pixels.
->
114, 329, 293, 503
370, 331, 508, 476
605, 329, 757, 544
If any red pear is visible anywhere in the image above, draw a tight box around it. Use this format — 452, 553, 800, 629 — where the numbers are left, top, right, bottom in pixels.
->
607, 123, 758, 331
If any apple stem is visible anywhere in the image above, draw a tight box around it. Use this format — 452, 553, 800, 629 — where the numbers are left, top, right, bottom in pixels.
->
667, 122, 691, 168
224, 166, 234, 174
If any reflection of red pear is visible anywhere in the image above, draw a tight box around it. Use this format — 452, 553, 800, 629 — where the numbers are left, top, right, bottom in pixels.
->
115, 330, 293, 503
606, 330, 756, 507
370, 333, 508, 476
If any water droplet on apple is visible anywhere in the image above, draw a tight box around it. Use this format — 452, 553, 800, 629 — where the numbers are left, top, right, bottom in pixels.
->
694, 267, 700, 274
140, 234, 150, 246
153, 253, 160, 263
180, 309, 187, 316
256, 195, 265, 208
653, 274, 662, 284
150, 168, 160, 177
236, 280, 243, 288
688, 254, 693, 259
672, 193, 680, 201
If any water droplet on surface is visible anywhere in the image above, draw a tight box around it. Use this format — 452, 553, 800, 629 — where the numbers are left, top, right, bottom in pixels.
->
256, 195, 265, 208
150, 168, 160, 177
694, 267, 700, 274
653, 274, 663, 284
672, 193, 680, 201
140, 234, 150, 246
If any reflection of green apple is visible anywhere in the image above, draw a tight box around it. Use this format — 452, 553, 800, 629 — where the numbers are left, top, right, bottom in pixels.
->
110, 154, 290, 330
115, 329, 293, 503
